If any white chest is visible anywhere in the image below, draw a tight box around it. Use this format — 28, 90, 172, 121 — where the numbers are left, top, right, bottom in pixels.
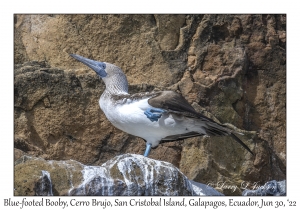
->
99, 96, 154, 129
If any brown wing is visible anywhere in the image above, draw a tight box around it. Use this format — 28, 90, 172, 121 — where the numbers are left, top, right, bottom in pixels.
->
148, 91, 254, 155
148, 91, 229, 135
148, 91, 215, 121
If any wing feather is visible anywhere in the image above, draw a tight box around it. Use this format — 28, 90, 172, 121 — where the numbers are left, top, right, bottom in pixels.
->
147, 91, 254, 155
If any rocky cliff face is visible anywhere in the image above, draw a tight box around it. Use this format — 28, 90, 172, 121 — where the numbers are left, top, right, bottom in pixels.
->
14, 14, 286, 195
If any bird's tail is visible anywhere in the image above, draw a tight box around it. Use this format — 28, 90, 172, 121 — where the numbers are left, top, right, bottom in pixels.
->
230, 133, 254, 155
203, 122, 254, 155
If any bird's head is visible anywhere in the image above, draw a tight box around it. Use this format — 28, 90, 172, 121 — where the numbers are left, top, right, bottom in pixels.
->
70, 54, 108, 77
70, 54, 128, 94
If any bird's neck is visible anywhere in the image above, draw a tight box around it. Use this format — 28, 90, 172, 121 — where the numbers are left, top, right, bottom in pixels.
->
104, 74, 129, 95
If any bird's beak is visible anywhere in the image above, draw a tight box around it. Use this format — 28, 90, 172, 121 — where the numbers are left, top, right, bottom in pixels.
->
70, 54, 107, 77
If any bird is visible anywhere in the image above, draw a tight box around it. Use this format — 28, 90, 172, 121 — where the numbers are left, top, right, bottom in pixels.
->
70, 54, 254, 157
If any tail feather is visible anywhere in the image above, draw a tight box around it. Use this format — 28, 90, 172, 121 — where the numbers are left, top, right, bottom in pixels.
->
204, 122, 254, 155
230, 133, 254, 155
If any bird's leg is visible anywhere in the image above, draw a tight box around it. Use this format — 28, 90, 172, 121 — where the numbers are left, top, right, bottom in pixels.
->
144, 143, 152, 157
144, 108, 165, 122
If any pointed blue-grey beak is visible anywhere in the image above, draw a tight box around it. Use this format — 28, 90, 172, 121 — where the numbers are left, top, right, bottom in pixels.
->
70, 54, 107, 77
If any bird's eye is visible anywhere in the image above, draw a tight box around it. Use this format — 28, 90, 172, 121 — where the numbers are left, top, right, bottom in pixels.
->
97, 62, 106, 69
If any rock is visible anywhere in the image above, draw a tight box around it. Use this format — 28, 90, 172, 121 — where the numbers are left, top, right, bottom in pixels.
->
14, 14, 286, 195
34, 171, 53, 196
154, 15, 186, 50
14, 148, 26, 160
14, 154, 223, 196
190, 180, 223, 196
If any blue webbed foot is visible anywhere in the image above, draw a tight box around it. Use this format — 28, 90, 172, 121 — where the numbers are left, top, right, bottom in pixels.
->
144, 143, 152, 157
144, 108, 165, 122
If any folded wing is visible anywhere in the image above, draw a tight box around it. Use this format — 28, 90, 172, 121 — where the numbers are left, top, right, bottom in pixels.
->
148, 91, 254, 155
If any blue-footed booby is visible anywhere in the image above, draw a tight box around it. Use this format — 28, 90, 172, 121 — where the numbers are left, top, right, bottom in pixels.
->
70, 54, 254, 157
